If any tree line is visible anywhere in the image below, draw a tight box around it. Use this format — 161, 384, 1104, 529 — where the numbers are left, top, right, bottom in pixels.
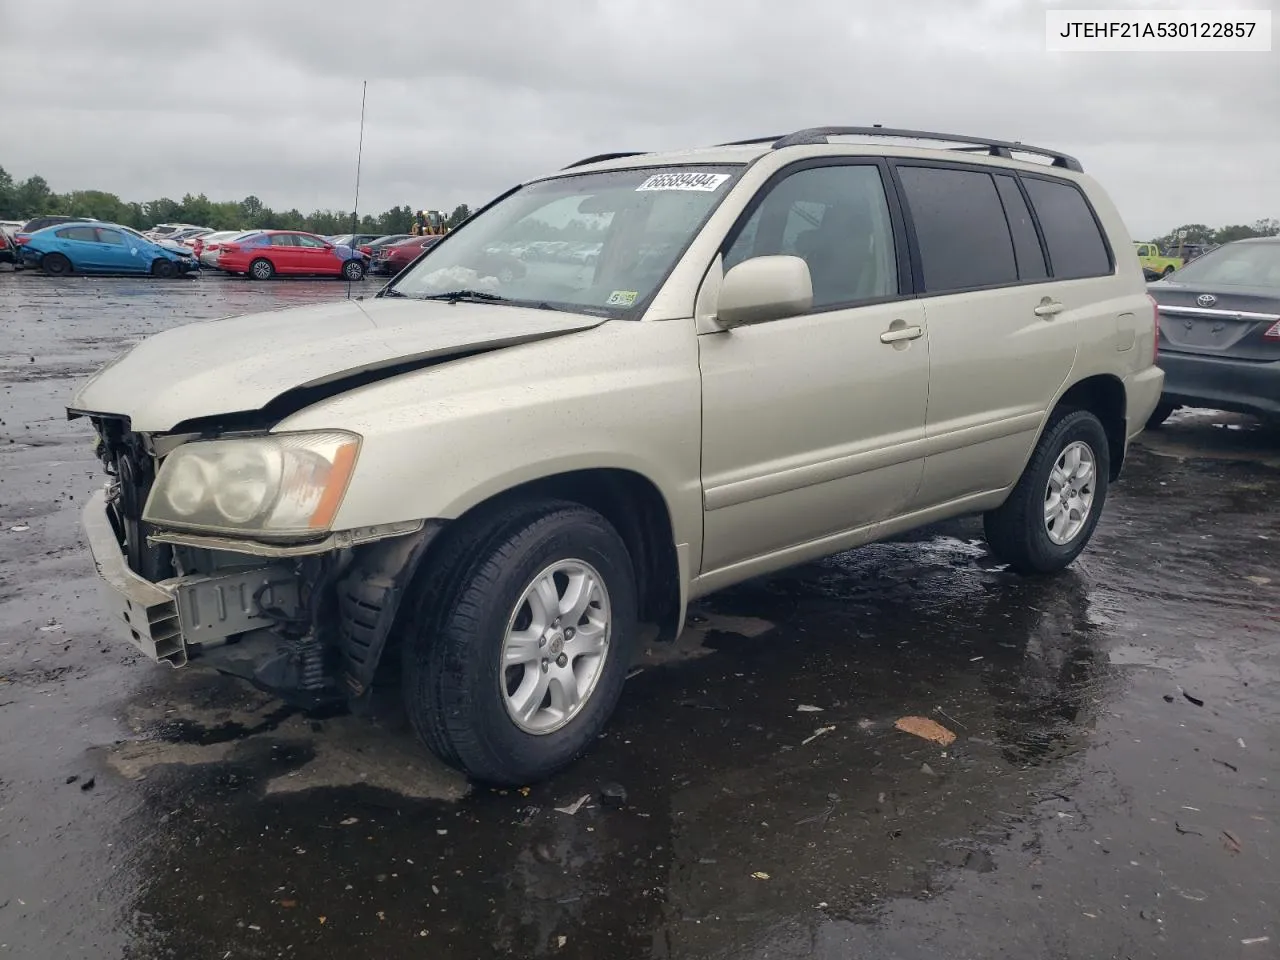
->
4, 164, 1276, 249
1151, 218, 1279, 247
0, 165, 472, 236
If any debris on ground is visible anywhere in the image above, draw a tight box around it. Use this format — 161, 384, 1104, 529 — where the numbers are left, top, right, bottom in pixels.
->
554, 794, 591, 816
920, 762, 938, 777
556, 935, 568, 948
1163, 694, 1176, 703
600, 783, 627, 808
1244, 576, 1271, 586
1181, 689, 1205, 707
1213, 758, 1238, 772
80, 777, 95, 791
340, 817, 359, 825
1222, 830, 1242, 854
1242, 936, 1270, 946
894, 715, 956, 746
65, 775, 78, 785
9, 525, 30, 533
751, 871, 770, 880
1174, 822, 1202, 836
801, 725, 836, 745
796, 704, 824, 713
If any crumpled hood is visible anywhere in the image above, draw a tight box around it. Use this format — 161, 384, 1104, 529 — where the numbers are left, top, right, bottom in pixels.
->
69, 297, 608, 432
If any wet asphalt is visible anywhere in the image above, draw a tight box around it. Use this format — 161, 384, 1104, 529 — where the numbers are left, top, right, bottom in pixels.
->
0, 267, 1276, 960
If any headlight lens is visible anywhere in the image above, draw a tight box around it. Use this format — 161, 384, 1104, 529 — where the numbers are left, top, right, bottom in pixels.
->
143, 431, 361, 537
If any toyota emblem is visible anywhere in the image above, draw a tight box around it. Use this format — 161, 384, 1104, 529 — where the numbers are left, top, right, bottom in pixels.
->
1197, 293, 1217, 307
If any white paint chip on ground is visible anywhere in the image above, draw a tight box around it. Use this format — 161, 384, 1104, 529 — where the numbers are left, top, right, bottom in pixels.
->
796, 704, 824, 713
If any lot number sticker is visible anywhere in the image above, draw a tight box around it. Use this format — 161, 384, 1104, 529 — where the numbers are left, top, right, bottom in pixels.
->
606, 290, 638, 306
636, 172, 731, 192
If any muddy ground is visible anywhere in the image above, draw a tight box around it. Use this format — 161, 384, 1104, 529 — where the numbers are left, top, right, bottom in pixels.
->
1, 269, 1276, 960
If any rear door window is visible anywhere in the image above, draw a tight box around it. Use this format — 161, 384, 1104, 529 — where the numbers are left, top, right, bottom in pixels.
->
57, 226, 100, 242
95, 228, 126, 246
270, 234, 297, 247
1021, 176, 1112, 280
992, 175, 1048, 281
896, 165, 1017, 293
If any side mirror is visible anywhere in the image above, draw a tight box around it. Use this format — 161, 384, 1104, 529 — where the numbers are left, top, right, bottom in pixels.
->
716, 255, 813, 328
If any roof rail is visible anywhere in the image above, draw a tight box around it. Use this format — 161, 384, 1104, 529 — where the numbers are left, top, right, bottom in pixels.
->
715, 135, 785, 147
561, 151, 651, 170
769, 126, 1083, 172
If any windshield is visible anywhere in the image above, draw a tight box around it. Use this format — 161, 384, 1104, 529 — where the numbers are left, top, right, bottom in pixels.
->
1166, 242, 1280, 288
389, 165, 743, 314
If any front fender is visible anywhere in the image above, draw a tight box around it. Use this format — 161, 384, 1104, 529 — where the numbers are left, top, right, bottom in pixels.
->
273, 316, 705, 565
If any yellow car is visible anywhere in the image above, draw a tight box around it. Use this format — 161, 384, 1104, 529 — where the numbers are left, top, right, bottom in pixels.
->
1134, 242, 1183, 277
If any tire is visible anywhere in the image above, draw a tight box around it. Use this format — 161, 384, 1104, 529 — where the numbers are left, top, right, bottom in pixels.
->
1145, 401, 1177, 430
249, 257, 274, 280
1162, 265, 1176, 277
402, 501, 638, 785
151, 259, 177, 279
342, 258, 365, 281
983, 409, 1110, 576
41, 253, 72, 277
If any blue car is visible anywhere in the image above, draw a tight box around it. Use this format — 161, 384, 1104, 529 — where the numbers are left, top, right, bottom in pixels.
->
20, 222, 200, 278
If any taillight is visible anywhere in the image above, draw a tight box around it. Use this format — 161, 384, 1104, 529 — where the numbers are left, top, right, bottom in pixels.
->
1148, 294, 1160, 362
1264, 321, 1280, 341
15, 236, 30, 245
221, 244, 240, 253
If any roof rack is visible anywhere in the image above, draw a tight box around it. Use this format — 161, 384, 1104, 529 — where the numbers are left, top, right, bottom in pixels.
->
715, 135, 785, 147
561, 151, 651, 170
767, 126, 1083, 171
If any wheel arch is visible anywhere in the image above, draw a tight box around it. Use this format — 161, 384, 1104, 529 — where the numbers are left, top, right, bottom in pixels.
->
1050, 374, 1128, 481
341, 467, 685, 701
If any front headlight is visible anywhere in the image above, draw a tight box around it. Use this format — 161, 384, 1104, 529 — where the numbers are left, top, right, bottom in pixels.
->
143, 431, 361, 538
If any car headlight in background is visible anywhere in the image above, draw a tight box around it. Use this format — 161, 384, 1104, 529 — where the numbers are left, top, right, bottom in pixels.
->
143, 431, 361, 538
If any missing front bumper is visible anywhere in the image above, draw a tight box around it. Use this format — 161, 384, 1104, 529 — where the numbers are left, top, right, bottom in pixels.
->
82, 488, 301, 666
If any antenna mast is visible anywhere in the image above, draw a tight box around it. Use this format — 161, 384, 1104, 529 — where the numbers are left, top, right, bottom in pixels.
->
347, 79, 367, 300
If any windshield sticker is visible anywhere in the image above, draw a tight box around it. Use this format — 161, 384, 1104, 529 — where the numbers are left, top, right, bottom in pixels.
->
606, 290, 639, 307
635, 172, 731, 192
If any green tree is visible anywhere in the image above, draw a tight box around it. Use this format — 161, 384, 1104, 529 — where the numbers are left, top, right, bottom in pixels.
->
15, 175, 53, 217
446, 203, 472, 229
0, 166, 15, 218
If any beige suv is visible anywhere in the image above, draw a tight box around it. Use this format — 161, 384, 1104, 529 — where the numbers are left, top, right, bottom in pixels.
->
69, 126, 1164, 785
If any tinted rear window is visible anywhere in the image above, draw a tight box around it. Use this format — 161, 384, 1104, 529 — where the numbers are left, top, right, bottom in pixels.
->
993, 175, 1048, 281
1022, 177, 1112, 279
897, 166, 1017, 293
57, 226, 99, 242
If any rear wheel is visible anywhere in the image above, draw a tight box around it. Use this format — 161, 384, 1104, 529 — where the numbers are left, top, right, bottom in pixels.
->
983, 409, 1110, 575
1145, 401, 1177, 429
41, 253, 72, 277
342, 258, 365, 281
151, 258, 177, 279
249, 257, 274, 280
402, 501, 638, 785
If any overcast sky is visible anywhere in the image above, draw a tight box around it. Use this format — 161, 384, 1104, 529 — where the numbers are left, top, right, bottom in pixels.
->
1, 0, 1276, 237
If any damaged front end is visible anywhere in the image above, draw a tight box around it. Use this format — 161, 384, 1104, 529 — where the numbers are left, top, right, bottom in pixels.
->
83, 415, 438, 710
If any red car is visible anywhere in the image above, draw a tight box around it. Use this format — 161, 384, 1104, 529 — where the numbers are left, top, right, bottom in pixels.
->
372, 235, 441, 275
216, 230, 367, 280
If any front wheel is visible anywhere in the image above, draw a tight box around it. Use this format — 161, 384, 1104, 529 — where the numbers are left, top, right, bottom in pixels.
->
403, 501, 638, 785
249, 257, 274, 280
151, 258, 177, 279
342, 258, 365, 281
983, 409, 1110, 575
1162, 265, 1176, 277
41, 253, 72, 277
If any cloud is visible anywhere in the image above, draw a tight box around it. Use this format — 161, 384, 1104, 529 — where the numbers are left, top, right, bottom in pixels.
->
1, 0, 1275, 236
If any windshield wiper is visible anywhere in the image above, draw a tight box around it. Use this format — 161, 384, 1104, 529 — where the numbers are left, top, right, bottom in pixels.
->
419, 290, 510, 304
379, 287, 407, 298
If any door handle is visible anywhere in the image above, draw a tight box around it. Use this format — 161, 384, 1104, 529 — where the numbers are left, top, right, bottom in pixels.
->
1034, 299, 1064, 318
880, 324, 923, 344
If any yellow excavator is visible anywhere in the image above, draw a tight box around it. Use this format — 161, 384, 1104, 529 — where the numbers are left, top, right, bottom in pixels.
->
411, 210, 449, 237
